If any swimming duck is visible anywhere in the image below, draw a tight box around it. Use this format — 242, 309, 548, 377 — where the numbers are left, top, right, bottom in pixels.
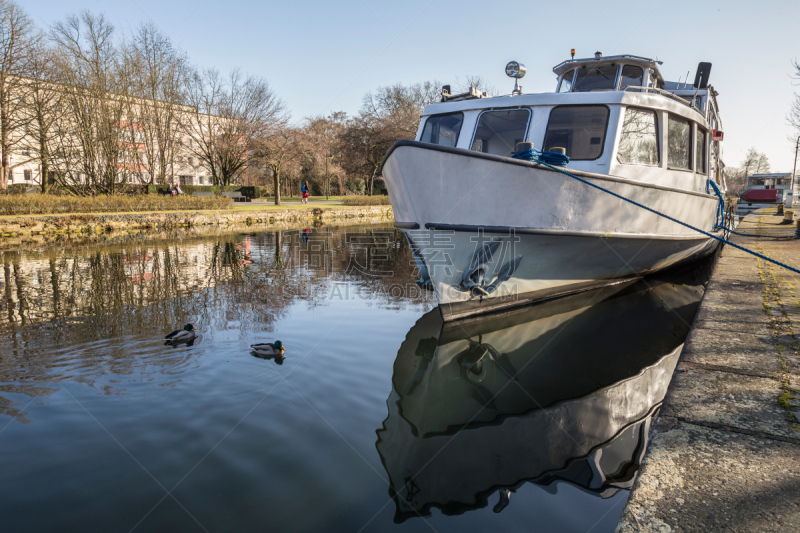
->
251, 340, 285, 357
165, 324, 197, 344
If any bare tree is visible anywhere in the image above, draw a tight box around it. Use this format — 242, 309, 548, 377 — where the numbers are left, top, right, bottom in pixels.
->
343, 81, 440, 195
184, 68, 287, 186
252, 125, 303, 204
455, 75, 498, 96
127, 22, 189, 185
728, 148, 771, 195
789, 59, 800, 136
19, 31, 61, 192
303, 112, 346, 196
49, 11, 133, 194
0, 0, 34, 191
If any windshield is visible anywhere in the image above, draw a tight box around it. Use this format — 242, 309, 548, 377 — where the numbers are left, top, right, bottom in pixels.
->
419, 113, 463, 147
543, 105, 610, 160
573, 65, 618, 92
471, 109, 531, 157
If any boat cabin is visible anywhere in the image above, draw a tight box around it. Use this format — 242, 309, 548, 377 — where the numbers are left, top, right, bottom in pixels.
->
743, 173, 793, 191
736, 173, 795, 215
415, 54, 724, 195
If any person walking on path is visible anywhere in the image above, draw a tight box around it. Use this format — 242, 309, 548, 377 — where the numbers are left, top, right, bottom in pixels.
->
301, 181, 309, 204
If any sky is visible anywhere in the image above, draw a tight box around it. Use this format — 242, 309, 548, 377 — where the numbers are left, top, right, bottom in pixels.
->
22, 0, 800, 172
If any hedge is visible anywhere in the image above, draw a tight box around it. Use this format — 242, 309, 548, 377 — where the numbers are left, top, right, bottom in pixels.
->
0, 193, 232, 215
341, 196, 391, 206
146, 184, 267, 198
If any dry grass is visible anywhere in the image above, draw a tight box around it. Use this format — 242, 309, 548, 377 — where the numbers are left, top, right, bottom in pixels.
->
0, 193, 233, 215
341, 196, 391, 206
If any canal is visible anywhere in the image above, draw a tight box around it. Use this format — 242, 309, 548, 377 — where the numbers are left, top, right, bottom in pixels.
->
0, 223, 714, 532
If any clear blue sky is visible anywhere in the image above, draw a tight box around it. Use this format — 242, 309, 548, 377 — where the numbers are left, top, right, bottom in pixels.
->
24, 0, 800, 172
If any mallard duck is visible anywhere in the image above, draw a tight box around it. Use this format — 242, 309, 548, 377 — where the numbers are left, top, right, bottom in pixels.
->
165, 324, 197, 344
251, 340, 285, 357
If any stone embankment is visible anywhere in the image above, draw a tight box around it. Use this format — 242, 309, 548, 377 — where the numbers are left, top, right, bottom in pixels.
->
0, 205, 393, 239
617, 211, 800, 532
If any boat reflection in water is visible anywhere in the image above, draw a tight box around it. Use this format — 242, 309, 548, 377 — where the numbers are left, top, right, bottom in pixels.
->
376, 259, 713, 524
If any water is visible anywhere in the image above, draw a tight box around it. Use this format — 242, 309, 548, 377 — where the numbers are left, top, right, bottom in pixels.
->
0, 224, 713, 532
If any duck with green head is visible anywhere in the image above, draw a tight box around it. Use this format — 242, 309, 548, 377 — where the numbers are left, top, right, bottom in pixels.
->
165, 324, 197, 344
251, 340, 285, 358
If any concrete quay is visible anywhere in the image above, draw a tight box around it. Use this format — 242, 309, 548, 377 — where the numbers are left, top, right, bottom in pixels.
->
0, 204, 392, 240
617, 211, 800, 532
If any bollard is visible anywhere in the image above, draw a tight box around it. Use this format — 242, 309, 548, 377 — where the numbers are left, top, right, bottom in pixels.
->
784, 209, 795, 224
796, 220, 800, 239
777, 203, 785, 216
515, 142, 534, 153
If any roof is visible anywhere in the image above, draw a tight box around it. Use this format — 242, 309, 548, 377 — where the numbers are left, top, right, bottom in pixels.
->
552, 54, 664, 83
750, 173, 792, 178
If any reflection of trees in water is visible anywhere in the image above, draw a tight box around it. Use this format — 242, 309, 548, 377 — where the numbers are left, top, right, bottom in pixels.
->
0, 224, 433, 417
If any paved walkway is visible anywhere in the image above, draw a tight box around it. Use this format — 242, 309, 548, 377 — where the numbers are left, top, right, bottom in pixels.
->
617, 211, 800, 532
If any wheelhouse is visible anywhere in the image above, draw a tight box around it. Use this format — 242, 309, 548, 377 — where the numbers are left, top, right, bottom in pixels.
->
414, 54, 724, 195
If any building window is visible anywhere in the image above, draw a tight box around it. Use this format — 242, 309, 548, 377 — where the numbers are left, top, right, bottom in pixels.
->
667, 115, 692, 170
618, 108, 659, 166
199, 176, 204, 185
543, 105, 610, 160
24, 169, 32, 181
22, 147, 30, 156
695, 128, 706, 174
470, 109, 531, 157
419, 113, 463, 147
619, 65, 644, 90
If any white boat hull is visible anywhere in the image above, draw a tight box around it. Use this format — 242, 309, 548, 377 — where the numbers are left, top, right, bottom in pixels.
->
383, 142, 721, 321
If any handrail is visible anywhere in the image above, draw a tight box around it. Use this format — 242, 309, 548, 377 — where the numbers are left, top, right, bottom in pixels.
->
623, 86, 705, 117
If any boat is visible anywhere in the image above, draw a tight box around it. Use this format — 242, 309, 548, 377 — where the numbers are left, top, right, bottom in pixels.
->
382, 52, 726, 321
735, 173, 795, 216
375, 260, 713, 522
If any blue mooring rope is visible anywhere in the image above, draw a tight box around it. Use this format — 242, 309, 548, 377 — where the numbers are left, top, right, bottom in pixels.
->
510, 149, 800, 276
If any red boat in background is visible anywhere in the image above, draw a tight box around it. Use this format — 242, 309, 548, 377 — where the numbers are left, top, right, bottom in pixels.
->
741, 189, 778, 203
736, 173, 795, 217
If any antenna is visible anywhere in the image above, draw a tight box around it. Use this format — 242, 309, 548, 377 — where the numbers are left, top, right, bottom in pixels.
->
683, 71, 689, 89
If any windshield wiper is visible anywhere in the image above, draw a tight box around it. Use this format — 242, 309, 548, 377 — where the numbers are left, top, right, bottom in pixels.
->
595, 68, 611, 80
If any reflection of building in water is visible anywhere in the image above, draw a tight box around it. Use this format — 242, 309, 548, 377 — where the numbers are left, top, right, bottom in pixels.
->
0, 224, 433, 415
376, 261, 713, 523
0, 224, 430, 333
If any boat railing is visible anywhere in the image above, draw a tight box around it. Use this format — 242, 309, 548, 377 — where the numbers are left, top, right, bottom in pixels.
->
623, 86, 705, 117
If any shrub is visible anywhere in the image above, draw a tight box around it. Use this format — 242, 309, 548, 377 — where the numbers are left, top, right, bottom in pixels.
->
0, 193, 233, 215
341, 196, 391, 206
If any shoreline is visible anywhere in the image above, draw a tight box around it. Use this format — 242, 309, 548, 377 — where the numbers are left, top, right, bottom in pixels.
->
0, 204, 393, 239
617, 210, 800, 532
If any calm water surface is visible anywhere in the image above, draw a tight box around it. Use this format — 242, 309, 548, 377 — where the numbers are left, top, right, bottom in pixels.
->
0, 224, 712, 532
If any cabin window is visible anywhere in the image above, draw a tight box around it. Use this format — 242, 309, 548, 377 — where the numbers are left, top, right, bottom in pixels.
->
618, 108, 659, 166
619, 65, 644, 90
573, 65, 618, 92
470, 109, 531, 157
667, 115, 692, 170
695, 128, 707, 174
543, 105, 610, 160
558, 70, 575, 93
420, 113, 463, 147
